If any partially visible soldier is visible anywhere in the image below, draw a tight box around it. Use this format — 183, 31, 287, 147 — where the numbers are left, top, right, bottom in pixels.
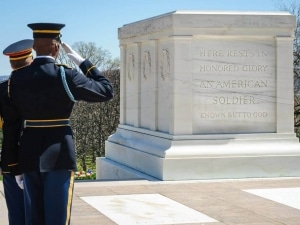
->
8, 23, 114, 225
1, 39, 34, 225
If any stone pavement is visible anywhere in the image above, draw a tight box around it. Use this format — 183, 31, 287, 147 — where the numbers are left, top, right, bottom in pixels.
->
1, 177, 300, 225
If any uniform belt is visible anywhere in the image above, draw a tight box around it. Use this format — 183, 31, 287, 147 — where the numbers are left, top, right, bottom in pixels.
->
24, 119, 70, 128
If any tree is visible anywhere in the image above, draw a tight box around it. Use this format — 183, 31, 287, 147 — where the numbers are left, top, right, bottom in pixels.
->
57, 41, 120, 71
57, 42, 120, 171
71, 70, 120, 171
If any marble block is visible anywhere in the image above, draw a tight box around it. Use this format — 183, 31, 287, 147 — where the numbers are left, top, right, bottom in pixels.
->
97, 11, 299, 180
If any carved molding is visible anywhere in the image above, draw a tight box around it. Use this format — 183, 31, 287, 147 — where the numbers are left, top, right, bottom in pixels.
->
143, 51, 151, 80
160, 49, 170, 81
127, 53, 135, 81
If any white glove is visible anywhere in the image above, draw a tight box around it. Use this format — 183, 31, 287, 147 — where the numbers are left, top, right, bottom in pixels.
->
61, 42, 84, 66
15, 174, 24, 189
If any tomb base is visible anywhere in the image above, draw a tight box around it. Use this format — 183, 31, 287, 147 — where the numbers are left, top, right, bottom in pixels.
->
96, 125, 300, 180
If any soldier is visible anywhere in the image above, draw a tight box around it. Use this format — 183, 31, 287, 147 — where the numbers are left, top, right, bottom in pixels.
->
8, 23, 114, 225
1, 39, 34, 225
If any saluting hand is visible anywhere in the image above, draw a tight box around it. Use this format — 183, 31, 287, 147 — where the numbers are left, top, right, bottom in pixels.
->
61, 42, 84, 66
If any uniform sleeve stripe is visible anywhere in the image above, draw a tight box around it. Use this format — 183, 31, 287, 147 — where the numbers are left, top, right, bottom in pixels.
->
65, 171, 75, 225
85, 66, 96, 76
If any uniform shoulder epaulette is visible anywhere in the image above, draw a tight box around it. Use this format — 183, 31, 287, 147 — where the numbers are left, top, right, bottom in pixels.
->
56, 63, 72, 69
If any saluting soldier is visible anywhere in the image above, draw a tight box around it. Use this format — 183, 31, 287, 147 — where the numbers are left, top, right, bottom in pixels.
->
8, 23, 114, 225
1, 39, 34, 225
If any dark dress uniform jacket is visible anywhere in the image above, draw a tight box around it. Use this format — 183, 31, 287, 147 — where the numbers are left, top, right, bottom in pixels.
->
0, 80, 23, 175
9, 57, 113, 173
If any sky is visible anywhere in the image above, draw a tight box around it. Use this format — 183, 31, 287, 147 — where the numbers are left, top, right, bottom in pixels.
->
0, 0, 288, 75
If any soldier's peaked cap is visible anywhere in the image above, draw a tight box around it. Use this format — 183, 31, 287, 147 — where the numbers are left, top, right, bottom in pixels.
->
3, 39, 33, 61
27, 23, 65, 38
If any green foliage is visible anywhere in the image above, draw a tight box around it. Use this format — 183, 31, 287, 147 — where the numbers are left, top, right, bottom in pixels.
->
75, 155, 96, 180
77, 156, 95, 171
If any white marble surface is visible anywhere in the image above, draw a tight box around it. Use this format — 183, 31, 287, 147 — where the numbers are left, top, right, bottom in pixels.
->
81, 194, 217, 225
244, 187, 300, 210
99, 11, 299, 181
81, 187, 300, 224
118, 10, 295, 136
